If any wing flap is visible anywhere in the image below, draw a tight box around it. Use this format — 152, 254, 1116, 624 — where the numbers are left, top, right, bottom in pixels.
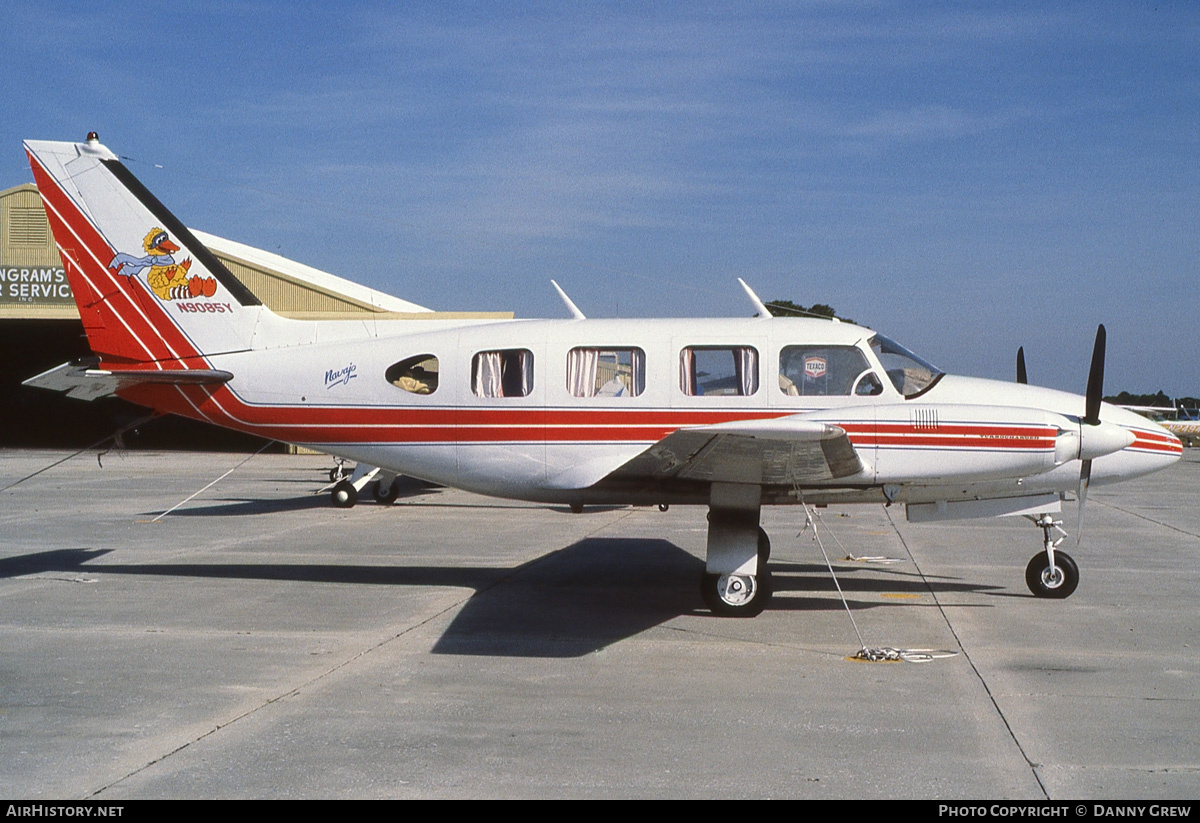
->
609, 415, 865, 486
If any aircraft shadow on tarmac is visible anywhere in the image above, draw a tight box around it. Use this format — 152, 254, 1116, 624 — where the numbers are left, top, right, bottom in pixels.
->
0, 543, 1001, 658
148, 495, 331, 516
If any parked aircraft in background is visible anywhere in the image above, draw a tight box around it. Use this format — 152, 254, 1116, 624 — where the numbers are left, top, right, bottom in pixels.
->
22, 135, 1182, 616
1160, 410, 1200, 447
1117, 406, 1200, 448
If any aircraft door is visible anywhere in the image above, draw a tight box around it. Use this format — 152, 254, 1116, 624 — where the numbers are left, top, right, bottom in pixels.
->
456, 344, 546, 494
773, 343, 879, 483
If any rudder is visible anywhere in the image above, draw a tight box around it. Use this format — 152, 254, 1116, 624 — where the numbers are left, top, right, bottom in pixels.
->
25, 136, 265, 368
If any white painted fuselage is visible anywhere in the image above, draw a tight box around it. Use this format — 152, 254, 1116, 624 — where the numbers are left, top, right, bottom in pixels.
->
120, 314, 1179, 509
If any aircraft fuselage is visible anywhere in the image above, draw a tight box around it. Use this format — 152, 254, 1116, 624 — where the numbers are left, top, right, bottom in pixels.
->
122, 315, 1181, 508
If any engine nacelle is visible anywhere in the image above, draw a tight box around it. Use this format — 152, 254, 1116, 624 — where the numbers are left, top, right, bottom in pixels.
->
1054, 421, 1136, 465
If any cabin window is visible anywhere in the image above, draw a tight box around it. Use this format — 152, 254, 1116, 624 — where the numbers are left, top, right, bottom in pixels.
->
472, 349, 534, 398
778, 346, 871, 396
680, 347, 759, 396
567, 348, 645, 397
386, 354, 439, 395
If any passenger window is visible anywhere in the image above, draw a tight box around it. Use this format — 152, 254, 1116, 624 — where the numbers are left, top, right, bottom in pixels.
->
778, 346, 871, 396
567, 348, 645, 397
472, 349, 533, 398
680, 347, 758, 396
386, 354, 439, 395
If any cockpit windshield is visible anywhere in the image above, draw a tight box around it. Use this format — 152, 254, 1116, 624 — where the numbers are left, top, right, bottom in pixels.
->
868, 334, 943, 398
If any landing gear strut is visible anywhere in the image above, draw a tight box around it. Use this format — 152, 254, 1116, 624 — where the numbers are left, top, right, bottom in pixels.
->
1025, 514, 1079, 598
328, 457, 350, 483
701, 483, 772, 617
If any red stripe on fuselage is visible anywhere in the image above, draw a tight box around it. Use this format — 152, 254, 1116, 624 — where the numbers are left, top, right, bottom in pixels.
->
121, 384, 1068, 450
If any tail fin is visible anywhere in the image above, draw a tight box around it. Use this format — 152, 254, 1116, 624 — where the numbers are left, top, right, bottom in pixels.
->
24, 136, 265, 367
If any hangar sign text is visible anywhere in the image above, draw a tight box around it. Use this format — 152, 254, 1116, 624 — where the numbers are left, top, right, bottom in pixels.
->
0, 267, 72, 304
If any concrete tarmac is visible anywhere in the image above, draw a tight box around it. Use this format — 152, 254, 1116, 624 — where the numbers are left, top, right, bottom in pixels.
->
1, 448, 1197, 799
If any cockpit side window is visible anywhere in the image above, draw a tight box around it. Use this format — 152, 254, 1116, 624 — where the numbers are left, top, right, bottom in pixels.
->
854, 371, 884, 396
869, 334, 943, 398
778, 345, 871, 396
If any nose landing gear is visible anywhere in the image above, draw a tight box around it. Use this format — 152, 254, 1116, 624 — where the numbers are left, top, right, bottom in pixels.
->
1025, 514, 1079, 598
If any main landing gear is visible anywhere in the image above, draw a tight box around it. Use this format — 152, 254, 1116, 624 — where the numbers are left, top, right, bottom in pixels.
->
1025, 514, 1080, 598
701, 483, 773, 617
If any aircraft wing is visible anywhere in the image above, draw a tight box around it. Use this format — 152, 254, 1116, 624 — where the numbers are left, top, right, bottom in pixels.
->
606, 416, 864, 486
24, 360, 233, 401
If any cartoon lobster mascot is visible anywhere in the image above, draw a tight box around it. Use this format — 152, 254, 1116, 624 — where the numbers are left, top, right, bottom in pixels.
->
109, 228, 216, 300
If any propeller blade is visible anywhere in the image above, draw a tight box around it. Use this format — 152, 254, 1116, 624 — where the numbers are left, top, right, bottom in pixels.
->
1078, 324, 1106, 545
1077, 458, 1092, 545
1084, 324, 1106, 426
1016, 347, 1027, 384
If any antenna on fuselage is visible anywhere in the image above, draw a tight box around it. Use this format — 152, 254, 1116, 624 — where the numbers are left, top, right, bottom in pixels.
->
550, 280, 586, 320
737, 278, 772, 318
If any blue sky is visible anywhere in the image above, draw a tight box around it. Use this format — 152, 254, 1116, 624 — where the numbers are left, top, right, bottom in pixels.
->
3, 2, 1197, 396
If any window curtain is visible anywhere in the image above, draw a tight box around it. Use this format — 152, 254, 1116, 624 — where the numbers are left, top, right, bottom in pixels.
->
629, 349, 645, 396
737, 347, 758, 396
679, 348, 696, 395
567, 348, 600, 397
473, 351, 503, 398
516, 350, 533, 397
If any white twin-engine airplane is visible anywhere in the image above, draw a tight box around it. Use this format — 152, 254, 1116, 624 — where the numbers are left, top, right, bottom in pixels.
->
23, 135, 1182, 617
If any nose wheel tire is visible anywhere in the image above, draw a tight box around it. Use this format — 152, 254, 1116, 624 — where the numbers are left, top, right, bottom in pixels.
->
702, 569, 772, 617
1025, 550, 1079, 599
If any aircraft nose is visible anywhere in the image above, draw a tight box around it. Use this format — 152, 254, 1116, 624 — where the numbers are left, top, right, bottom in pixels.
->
1128, 424, 1184, 472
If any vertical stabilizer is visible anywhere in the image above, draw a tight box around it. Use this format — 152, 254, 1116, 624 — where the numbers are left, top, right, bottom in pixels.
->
24, 136, 266, 367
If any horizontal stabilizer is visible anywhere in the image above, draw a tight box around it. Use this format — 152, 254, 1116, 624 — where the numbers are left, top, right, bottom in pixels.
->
24, 360, 233, 401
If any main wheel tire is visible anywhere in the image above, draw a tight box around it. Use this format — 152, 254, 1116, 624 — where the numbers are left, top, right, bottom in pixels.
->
332, 480, 358, 509
1025, 550, 1079, 599
701, 568, 772, 617
757, 527, 771, 564
374, 480, 399, 505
